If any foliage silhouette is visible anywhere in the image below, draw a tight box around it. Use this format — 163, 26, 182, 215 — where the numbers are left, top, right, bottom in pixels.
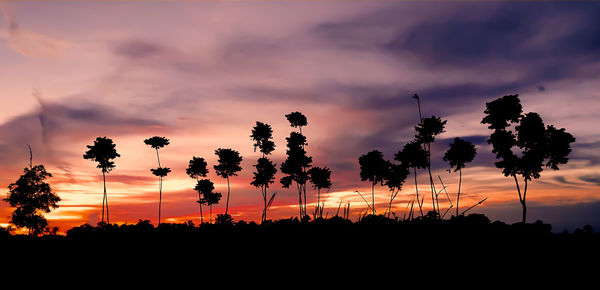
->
251, 158, 277, 223
187, 156, 209, 223
281, 131, 312, 217
250, 121, 276, 155
285, 111, 308, 134
443, 137, 477, 217
83, 136, 120, 223
214, 148, 243, 216
250, 121, 277, 223
383, 163, 409, 218
415, 115, 447, 218
359, 150, 391, 215
395, 141, 429, 218
194, 179, 221, 224
144, 136, 170, 225
308, 166, 332, 219
482, 94, 575, 223
4, 164, 60, 235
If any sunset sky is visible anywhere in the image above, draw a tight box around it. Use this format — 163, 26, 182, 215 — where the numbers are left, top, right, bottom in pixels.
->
1, 1, 599, 233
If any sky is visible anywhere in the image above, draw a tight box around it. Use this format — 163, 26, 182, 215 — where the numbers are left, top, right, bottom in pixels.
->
0, 1, 599, 233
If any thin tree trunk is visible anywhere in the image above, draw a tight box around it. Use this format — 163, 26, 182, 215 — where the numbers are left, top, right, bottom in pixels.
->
263, 185, 267, 223
371, 181, 376, 215
522, 179, 528, 224
102, 170, 109, 224
456, 168, 462, 217
512, 174, 525, 224
158, 176, 162, 225
426, 143, 437, 218
414, 168, 423, 217
225, 176, 231, 215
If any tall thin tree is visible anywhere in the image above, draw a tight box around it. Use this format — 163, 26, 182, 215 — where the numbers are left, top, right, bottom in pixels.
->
83, 137, 120, 224
250, 121, 277, 223
281, 132, 312, 218
395, 141, 429, 218
443, 137, 477, 217
214, 148, 243, 217
359, 150, 390, 215
415, 115, 447, 217
187, 156, 209, 224
144, 136, 171, 225
308, 166, 332, 219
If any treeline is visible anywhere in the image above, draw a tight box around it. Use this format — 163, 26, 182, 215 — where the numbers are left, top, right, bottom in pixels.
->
2, 94, 576, 236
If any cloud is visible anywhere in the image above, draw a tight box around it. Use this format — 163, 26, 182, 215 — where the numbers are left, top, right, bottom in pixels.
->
579, 175, 600, 186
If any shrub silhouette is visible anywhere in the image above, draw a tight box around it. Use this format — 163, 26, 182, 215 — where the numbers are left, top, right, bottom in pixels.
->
359, 150, 390, 215
144, 136, 171, 225
443, 137, 477, 217
83, 136, 120, 224
187, 156, 209, 224
481, 94, 575, 223
4, 164, 60, 235
214, 148, 243, 217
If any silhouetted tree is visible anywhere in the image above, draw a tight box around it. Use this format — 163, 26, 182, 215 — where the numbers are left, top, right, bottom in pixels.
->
251, 158, 277, 223
214, 148, 243, 217
250, 121, 277, 223
251, 121, 276, 156
194, 179, 221, 224
415, 115, 447, 217
359, 150, 390, 215
443, 137, 477, 217
280, 132, 312, 217
285, 111, 308, 134
83, 136, 120, 224
395, 141, 429, 218
4, 164, 60, 235
384, 163, 409, 218
187, 156, 209, 224
482, 94, 575, 223
144, 136, 171, 225
308, 166, 332, 219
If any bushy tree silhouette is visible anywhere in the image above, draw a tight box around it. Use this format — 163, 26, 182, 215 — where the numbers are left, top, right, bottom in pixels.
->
482, 94, 575, 223
285, 111, 308, 134
359, 150, 391, 215
144, 136, 171, 225
281, 131, 312, 217
187, 156, 209, 223
83, 136, 120, 224
194, 179, 221, 224
443, 137, 477, 217
4, 164, 60, 235
214, 148, 243, 217
250, 121, 277, 223
308, 166, 332, 219
395, 141, 429, 218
